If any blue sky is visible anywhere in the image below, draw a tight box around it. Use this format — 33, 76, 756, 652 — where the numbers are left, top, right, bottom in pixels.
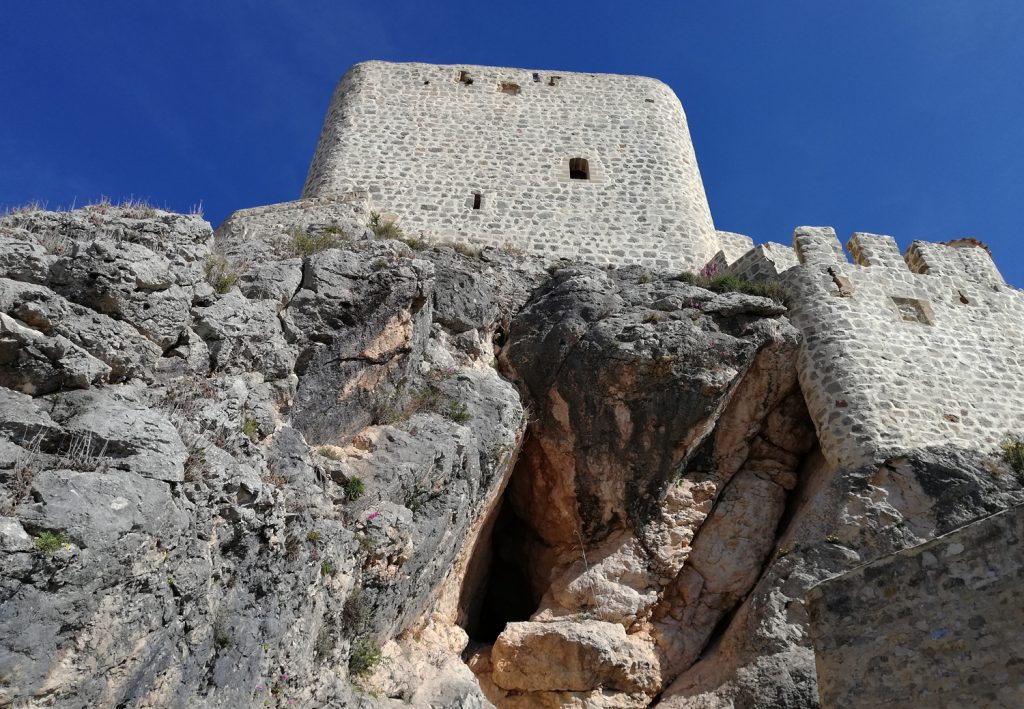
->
2, 1, 1022, 283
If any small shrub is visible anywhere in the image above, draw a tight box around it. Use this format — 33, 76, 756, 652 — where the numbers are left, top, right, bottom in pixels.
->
289, 227, 341, 257
306, 530, 322, 543
643, 312, 664, 324
344, 478, 365, 501
343, 588, 372, 636
241, 416, 260, 443
320, 560, 334, 576
824, 534, 841, 544
317, 445, 344, 461
183, 446, 206, 483
213, 623, 231, 649
368, 211, 403, 239
672, 269, 791, 305
444, 401, 471, 424
348, 637, 383, 678
34, 531, 67, 555
399, 235, 428, 250
204, 255, 242, 294
1000, 436, 1024, 480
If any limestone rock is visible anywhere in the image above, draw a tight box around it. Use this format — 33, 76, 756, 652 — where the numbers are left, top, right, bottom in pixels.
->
491, 620, 660, 696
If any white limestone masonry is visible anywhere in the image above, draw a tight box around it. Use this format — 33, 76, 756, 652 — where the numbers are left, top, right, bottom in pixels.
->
301, 61, 719, 271
777, 229, 1024, 468
217, 59, 1024, 473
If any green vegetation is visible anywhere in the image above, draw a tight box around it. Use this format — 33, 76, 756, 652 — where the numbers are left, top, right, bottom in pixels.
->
348, 637, 383, 678
317, 445, 344, 461
34, 531, 67, 555
306, 530, 322, 544
368, 211, 403, 239
343, 588, 372, 636
1000, 436, 1024, 481
204, 255, 242, 294
674, 271, 791, 305
213, 623, 231, 649
320, 560, 334, 577
443, 401, 472, 424
241, 416, 260, 443
344, 478, 365, 501
288, 226, 343, 257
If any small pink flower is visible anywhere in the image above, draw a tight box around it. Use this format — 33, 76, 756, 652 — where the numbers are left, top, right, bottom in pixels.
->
281, 671, 289, 679
255, 684, 264, 691
367, 511, 380, 521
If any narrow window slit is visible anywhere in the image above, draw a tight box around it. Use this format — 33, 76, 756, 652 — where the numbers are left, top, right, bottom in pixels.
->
472, 192, 482, 210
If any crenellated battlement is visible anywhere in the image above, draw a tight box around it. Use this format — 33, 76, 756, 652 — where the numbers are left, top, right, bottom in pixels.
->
730, 227, 1024, 468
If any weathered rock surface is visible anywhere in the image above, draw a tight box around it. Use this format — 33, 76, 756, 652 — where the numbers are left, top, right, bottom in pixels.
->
0, 207, 530, 708
1, 206, 1021, 709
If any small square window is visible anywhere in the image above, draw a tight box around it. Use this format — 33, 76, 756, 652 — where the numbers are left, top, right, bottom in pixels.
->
569, 157, 590, 180
891, 297, 934, 325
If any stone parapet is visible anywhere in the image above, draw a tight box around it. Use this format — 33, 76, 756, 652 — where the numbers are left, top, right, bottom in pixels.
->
807, 504, 1024, 708
779, 227, 1024, 468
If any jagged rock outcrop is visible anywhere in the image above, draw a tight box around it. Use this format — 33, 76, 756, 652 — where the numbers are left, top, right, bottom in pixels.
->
1, 206, 1021, 708
0, 207, 532, 707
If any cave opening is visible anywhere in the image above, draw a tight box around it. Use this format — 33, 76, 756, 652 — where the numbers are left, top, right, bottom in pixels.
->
460, 495, 540, 644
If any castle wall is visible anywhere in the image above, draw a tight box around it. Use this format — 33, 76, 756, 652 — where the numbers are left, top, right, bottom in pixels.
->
806, 504, 1024, 708
302, 61, 718, 271
780, 228, 1024, 468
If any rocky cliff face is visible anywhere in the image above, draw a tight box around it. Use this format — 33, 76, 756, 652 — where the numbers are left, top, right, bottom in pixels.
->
1, 206, 1021, 708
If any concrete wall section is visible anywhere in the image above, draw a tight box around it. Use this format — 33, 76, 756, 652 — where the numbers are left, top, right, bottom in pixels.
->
806, 504, 1024, 708
302, 61, 718, 271
781, 228, 1024, 468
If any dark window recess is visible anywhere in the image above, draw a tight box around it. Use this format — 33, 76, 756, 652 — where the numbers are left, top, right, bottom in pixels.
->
423, 80, 430, 85
644, 98, 655, 103
569, 157, 590, 180
472, 192, 482, 210
458, 71, 473, 85
532, 72, 541, 82
548, 76, 561, 86
891, 296, 934, 325
499, 82, 521, 95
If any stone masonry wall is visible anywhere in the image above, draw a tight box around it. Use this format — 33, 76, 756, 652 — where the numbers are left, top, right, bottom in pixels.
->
780, 228, 1024, 468
806, 503, 1024, 708
301, 61, 719, 271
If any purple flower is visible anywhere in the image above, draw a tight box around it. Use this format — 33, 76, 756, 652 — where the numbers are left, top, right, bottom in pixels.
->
367, 511, 380, 521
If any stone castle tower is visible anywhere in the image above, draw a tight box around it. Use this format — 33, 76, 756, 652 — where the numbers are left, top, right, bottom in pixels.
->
301, 61, 722, 271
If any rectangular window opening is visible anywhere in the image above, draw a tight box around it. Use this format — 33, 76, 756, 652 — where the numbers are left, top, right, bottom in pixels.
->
472, 192, 482, 210
458, 71, 473, 85
548, 76, 561, 87
569, 157, 590, 180
532, 72, 541, 82
891, 296, 934, 325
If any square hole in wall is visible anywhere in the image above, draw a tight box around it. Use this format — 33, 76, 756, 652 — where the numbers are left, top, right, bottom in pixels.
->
890, 297, 935, 325
568, 157, 590, 180
458, 71, 473, 85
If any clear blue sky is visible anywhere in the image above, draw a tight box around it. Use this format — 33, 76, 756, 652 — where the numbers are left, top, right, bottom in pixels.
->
2, 2, 1022, 283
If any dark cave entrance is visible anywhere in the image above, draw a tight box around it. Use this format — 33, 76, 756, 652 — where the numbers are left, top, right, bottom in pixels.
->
459, 495, 540, 644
